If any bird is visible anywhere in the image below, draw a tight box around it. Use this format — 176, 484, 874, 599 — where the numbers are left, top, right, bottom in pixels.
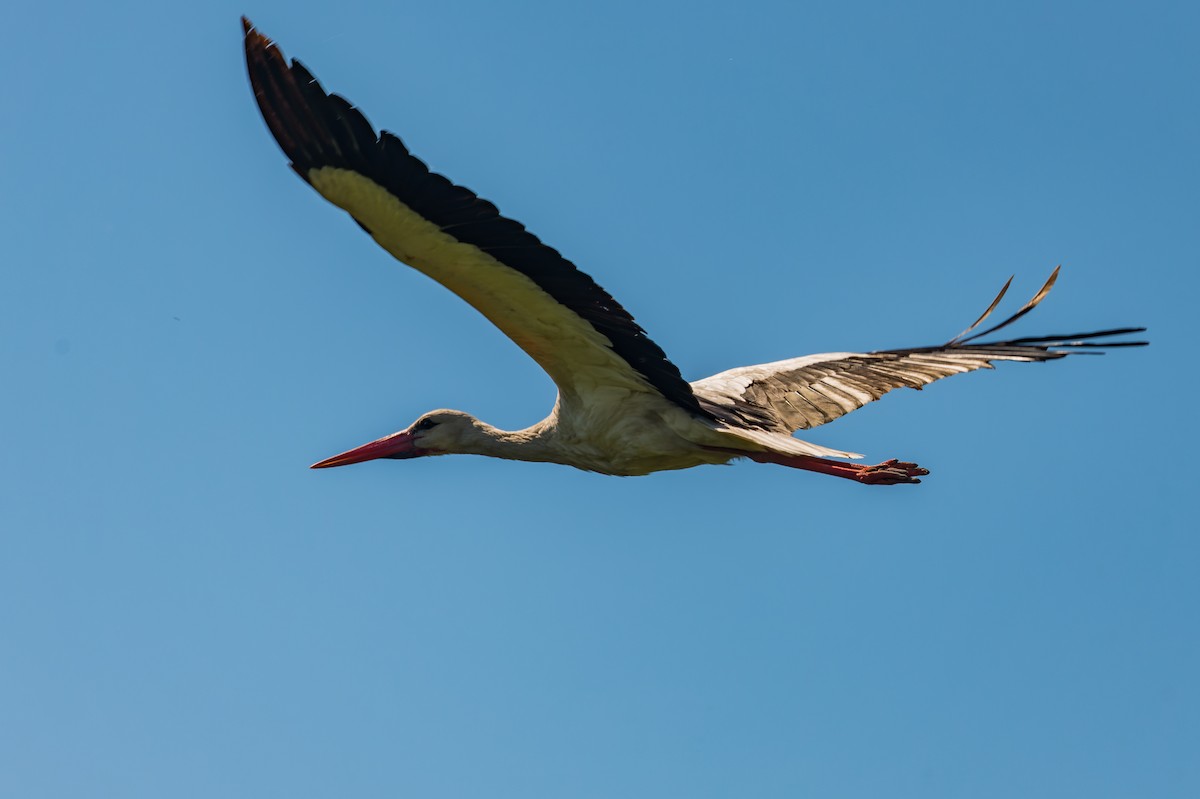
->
242, 19, 1146, 485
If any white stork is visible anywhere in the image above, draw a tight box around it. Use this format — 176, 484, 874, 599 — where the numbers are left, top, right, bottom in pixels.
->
243, 20, 1146, 485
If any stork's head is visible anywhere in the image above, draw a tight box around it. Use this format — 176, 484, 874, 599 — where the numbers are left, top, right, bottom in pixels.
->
309, 409, 478, 468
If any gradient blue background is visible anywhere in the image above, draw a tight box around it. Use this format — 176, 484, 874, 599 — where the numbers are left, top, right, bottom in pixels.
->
3, 1, 1195, 796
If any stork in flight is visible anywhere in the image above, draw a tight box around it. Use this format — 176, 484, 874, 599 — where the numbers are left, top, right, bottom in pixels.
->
242, 19, 1146, 485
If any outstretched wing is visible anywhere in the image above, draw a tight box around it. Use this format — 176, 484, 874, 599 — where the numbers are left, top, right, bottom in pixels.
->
691, 269, 1147, 432
243, 19, 707, 417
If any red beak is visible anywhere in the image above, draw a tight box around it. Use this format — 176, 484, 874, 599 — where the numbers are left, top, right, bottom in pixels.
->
310, 430, 422, 469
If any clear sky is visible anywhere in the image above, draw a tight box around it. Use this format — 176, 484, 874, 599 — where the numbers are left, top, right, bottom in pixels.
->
2, 1, 1196, 796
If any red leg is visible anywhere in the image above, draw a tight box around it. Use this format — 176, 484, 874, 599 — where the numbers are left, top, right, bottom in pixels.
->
743, 451, 929, 485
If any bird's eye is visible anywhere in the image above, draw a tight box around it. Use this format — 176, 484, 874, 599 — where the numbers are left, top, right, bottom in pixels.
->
414, 418, 438, 432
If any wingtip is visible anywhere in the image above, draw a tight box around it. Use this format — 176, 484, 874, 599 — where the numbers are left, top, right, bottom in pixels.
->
1034, 266, 1061, 302
241, 16, 262, 41
242, 17, 261, 49
952, 267, 1066, 346
242, 16, 274, 49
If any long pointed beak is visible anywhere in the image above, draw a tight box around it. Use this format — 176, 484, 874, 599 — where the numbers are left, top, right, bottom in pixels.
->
310, 430, 420, 469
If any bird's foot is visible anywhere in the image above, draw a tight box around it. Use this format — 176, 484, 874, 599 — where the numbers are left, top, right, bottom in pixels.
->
735, 449, 929, 485
855, 458, 929, 485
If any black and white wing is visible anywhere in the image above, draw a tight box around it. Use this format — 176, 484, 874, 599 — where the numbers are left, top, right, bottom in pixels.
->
243, 20, 708, 418
691, 269, 1147, 432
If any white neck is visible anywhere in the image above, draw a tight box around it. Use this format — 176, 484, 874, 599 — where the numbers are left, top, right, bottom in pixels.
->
445, 415, 563, 464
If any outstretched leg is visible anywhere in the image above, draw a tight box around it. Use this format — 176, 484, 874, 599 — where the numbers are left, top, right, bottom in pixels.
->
743, 451, 929, 485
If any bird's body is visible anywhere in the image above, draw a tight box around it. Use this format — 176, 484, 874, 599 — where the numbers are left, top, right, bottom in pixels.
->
243, 19, 1145, 485
400, 404, 736, 477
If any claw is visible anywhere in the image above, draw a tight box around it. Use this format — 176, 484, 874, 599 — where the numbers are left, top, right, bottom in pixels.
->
857, 458, 929, 485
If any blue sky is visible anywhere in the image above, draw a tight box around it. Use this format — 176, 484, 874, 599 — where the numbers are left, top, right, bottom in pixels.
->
2, 1, 1196, 796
